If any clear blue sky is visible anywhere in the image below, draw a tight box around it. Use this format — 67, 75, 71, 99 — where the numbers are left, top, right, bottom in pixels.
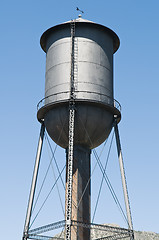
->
1, 0, 159, 239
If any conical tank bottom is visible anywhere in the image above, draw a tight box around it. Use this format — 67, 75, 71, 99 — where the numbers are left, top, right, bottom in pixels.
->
44, 102, 115, 149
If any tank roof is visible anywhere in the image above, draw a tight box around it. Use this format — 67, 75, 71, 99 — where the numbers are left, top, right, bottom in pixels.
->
40, 17, 120, 53
64, 15, 93, 23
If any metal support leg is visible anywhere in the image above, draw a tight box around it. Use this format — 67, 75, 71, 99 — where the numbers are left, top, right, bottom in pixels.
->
114, 120, 134, 239
22, 122, 45, 240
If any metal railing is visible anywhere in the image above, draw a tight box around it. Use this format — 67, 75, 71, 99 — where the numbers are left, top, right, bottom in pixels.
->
37, 91, 121, 112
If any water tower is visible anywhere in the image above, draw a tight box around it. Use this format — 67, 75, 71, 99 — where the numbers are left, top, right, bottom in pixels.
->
22, 16, 134, 240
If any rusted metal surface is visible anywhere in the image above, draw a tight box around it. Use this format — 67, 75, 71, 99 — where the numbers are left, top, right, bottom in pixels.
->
66, 146, 91, 239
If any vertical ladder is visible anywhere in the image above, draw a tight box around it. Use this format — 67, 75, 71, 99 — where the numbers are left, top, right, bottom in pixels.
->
65, 20, 76, 240
74, 31, 78, 94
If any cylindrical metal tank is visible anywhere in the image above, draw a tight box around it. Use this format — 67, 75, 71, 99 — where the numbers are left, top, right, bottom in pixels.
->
37, 17, 121, 149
